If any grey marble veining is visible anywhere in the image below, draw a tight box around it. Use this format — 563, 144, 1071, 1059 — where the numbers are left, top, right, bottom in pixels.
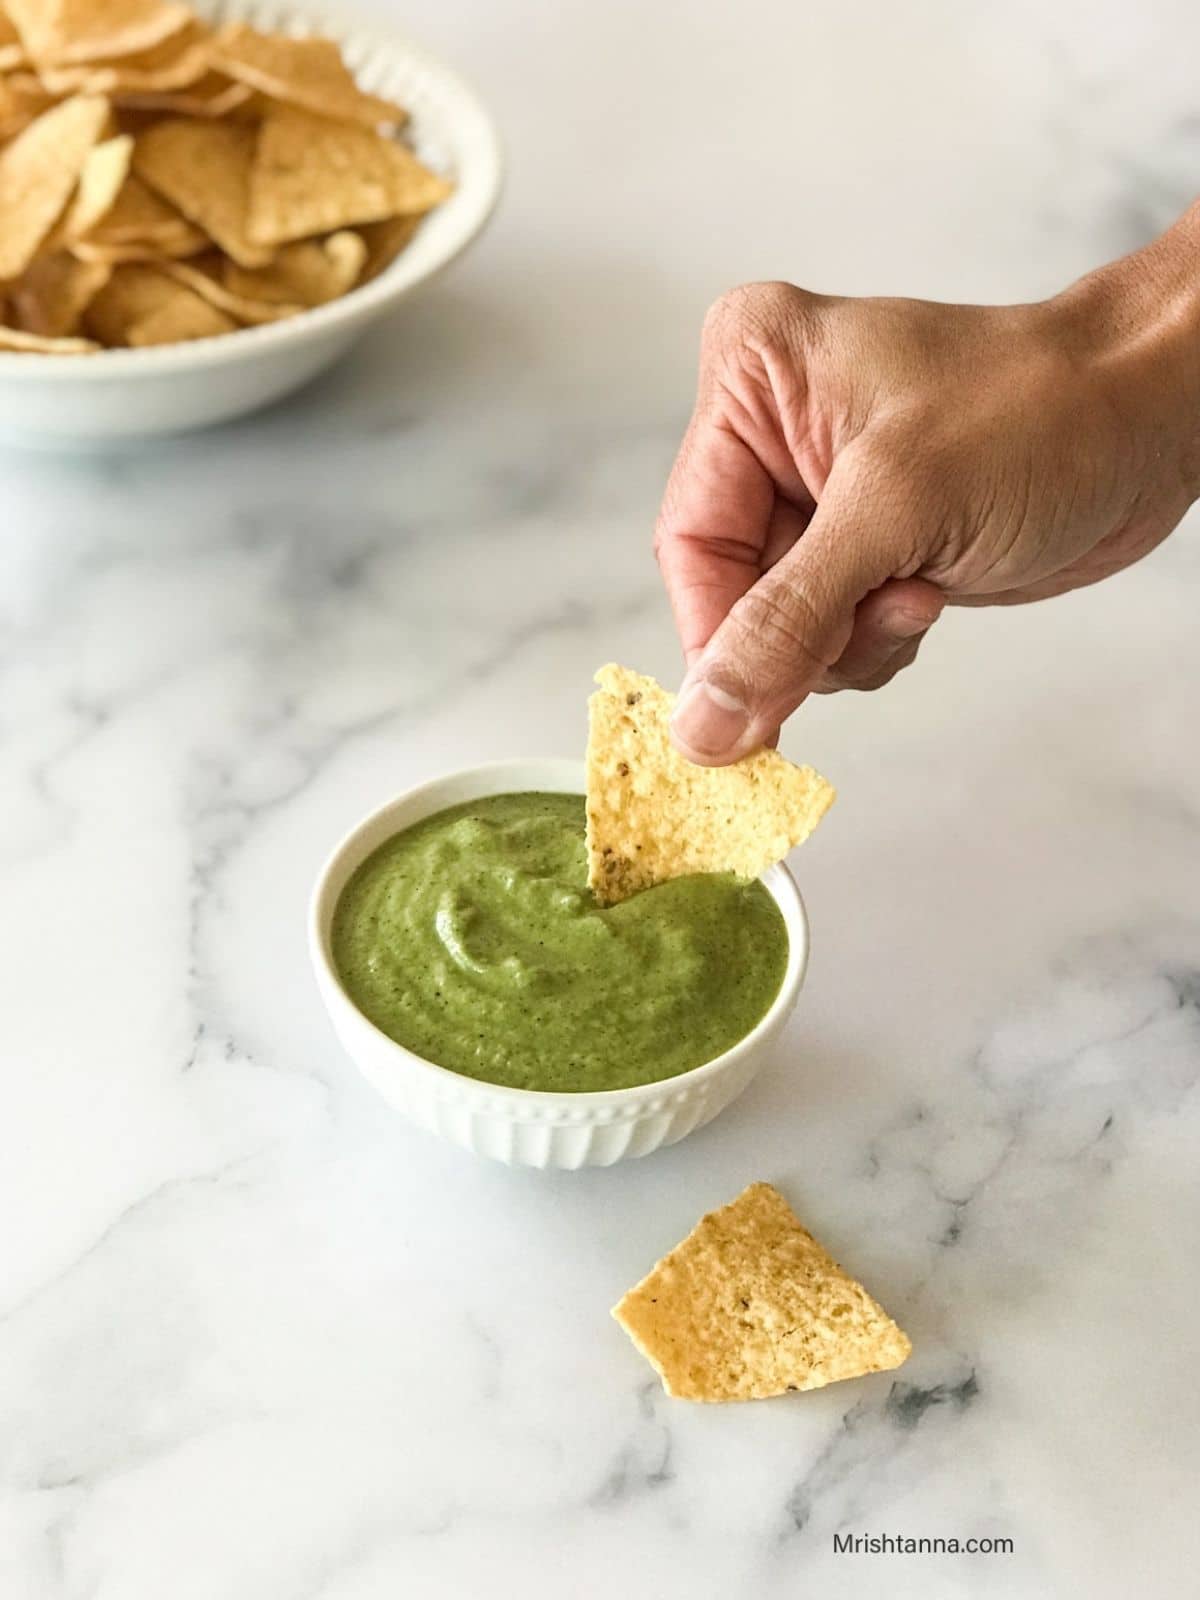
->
2, 2, 1199, 1596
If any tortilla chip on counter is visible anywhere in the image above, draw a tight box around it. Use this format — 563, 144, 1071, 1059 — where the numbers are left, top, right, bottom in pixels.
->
613, 1183, 912, 1402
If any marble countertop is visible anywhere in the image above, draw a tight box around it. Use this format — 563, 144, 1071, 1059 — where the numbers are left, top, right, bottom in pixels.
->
3, 2, 1199, 1595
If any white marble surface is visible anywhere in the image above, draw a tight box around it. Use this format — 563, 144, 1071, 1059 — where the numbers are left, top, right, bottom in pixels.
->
2, 1, 1199, 1595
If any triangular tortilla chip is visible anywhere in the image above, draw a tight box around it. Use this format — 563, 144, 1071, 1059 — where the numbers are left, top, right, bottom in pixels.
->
83, 260, 233, 345
0, 94, 109, 280
72, 228, 205, 262
126, 290, 233, 345
248, 105, 452, 246
11, 251, 110, 336
76, 170, 193, 245
34, 20, 210, 92
82, 259, 174, 342
158, 255, 301, 324
132, 117, 273, 267
613, 1183, 912, 1402
211, 23, 407, 129
43, 133, 133, 250
222, 230, 365, 307
71, 172, 206, 261
585, 664, 835, 904
6, 0, 190, 68
116, 75, 252, 118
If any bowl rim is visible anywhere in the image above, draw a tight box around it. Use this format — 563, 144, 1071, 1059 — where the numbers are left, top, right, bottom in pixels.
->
308, 757, 810, 1108
0, 0, 503, 378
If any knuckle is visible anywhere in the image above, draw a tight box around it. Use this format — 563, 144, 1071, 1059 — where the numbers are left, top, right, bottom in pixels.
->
856, 420, 925, 487
702, 284, 757, 339
728, 583, 829, 675
846, 425, 948, 570
702, 281, 814, 356
869, 406, 970, 500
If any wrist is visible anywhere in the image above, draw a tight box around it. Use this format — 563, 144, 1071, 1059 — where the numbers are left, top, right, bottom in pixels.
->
1047, 201, 1200, 498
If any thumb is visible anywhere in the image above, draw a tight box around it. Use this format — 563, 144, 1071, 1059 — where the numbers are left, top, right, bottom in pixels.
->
670, 450, 905, 763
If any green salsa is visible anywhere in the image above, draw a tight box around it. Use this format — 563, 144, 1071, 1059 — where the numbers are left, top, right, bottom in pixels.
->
331, 792, 788, 1093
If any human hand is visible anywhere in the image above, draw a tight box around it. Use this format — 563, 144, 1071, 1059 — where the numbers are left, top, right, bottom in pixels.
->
656, 203, 1200, 763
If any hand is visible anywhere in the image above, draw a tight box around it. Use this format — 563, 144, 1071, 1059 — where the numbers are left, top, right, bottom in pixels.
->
656, 202, 1200, 763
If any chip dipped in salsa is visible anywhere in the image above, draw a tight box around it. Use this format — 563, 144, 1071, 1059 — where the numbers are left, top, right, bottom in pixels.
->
330, 792, 789, 1093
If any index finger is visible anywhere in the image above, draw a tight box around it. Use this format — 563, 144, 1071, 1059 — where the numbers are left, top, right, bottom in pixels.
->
653, 411, 776, 663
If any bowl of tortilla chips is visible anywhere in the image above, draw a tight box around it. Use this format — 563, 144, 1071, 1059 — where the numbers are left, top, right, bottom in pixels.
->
0, 0, 502, 443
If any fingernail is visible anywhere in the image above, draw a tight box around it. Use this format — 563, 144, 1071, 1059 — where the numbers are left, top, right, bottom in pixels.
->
671, 677, 750, 759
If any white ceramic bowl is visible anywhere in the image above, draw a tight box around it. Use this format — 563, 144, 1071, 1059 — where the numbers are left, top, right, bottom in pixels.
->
0, 0, 502, 447
309, 759, 810, 1168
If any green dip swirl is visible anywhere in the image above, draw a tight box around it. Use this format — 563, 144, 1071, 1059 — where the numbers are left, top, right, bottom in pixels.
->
331, 792, 788, 1093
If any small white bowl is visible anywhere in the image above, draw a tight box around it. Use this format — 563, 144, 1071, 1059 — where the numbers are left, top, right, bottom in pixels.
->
309, 759, 810, 1168
0, 0, 502, 447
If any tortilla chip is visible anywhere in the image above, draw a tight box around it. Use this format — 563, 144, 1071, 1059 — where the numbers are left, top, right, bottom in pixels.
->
72, 228, 204, 262
132, 116, 273, 267
80, 258, 173, 341
248, 105, 452, 245
0, 5, 26, 69
0, 322, 98, 353
82, 260, 232, 344
34, 20, 210, 92
70, 170, 206, 259
158, 255, 300, 323
0, 94, 109, 280
613, 1183, 912, 1402
2, 67, 47, 91
72, 177, 206, 259
357, 214, 421, 282
127, 290, 233, 345
11, 251, 110, 336
5, 0, 190, 68
211, 22, 407, 129
78, 169, 181, 239
0, 72, 54, 139
43, 133, 133, 249
222, 229, 365, 306
116, 75, 252, 118
584, 665, 835, 904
